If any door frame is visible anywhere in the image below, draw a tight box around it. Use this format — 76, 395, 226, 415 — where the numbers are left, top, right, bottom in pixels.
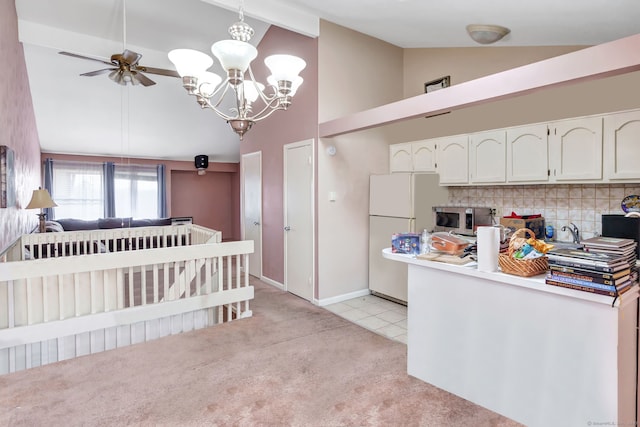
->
283, 138, 316, 302
240, 151, 263, 279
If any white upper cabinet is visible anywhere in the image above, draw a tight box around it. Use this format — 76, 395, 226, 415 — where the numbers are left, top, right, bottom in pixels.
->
549, 117, 603, 182
389, 143, 413, 173
435, 135, 469, 185
412, 140, 437, 172
506, 124, 549, 183
469, 130, 506, 184
603, 110, 640, 181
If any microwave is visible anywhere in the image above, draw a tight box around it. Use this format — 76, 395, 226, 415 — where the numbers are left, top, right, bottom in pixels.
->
432, 207, 494, 236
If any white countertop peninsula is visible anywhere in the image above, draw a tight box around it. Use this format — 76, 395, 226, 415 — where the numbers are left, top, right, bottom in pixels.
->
383, 248, 639, 427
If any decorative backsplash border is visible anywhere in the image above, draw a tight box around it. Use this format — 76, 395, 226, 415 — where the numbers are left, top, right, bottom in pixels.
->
447, 184, 640, 242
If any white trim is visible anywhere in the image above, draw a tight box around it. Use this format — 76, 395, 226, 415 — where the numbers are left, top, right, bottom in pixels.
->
316, 288, 371, 307
259, 276, 284, 291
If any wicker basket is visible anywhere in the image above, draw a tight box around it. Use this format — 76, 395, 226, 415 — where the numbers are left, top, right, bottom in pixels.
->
498, 228, 548, 277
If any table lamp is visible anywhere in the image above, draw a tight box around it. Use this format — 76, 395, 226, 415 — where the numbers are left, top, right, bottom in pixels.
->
26, 188, 57, 233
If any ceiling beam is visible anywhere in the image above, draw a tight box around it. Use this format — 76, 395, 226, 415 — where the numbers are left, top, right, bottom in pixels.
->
319, 33, 640, 138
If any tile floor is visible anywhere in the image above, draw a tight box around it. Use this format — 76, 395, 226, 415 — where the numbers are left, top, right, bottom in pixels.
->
324, 294, 407, 344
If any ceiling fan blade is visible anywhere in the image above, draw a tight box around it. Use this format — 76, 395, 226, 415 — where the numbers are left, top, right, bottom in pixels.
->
134, 72, 156, 87
136, 65, 180, 78
59, 51, 113, 66
122, 49, 142, 66
80, 68, 117, 77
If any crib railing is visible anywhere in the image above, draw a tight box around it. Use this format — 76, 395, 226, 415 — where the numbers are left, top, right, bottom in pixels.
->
0, 227, 253, 375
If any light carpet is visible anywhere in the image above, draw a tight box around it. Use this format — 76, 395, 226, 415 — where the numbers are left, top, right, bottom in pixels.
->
0, 279, 522, 426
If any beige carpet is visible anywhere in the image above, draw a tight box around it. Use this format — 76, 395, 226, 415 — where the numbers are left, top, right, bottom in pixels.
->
0, 279, 522, 426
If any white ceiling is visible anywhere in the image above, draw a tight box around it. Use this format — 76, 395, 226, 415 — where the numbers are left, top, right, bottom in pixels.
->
15, 0, 640, 162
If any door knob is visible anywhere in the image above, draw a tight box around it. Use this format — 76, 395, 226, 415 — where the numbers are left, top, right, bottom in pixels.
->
284, 226, 291, 231
253, 221, 260, 226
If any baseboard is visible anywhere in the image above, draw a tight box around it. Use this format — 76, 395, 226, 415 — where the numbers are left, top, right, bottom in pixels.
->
316, 288, 371, 307
260, 276, 284, 291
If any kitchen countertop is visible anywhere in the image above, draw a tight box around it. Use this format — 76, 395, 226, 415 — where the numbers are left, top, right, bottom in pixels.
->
382, 248, 638, 307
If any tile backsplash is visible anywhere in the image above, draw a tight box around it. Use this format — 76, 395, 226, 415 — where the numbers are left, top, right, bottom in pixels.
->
448, 184, 640, 242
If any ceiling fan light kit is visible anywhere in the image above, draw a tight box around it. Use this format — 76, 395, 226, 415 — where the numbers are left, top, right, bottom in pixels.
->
466, 24, 511, 44
168, 3, 306, 140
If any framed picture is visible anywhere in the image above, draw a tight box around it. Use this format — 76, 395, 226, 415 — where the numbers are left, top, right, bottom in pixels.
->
424, 76, 451, 93
0, 145, 16, 208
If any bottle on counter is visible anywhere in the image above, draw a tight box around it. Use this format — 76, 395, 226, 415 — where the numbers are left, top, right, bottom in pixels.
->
421, 229, 431, 254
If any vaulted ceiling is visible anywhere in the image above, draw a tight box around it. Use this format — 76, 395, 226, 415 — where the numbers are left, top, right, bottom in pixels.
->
15, 0, 640, 162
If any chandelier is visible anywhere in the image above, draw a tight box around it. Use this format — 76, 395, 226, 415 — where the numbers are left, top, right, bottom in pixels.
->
168, 3, 306, 140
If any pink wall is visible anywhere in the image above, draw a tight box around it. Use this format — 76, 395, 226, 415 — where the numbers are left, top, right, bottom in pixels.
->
0, 0, 42, 253
171, 170, 238, 240
43, 153, 240, 240
240, 26, 319, 284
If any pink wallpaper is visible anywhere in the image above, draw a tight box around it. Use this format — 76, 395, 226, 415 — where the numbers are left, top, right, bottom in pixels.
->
240, 26, 319, 284
0, 0, 42, 253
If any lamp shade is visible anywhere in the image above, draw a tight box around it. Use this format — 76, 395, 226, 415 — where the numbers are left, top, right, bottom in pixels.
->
211, 40, 257, 73
168, 49, 214, 77
264, 54, 306, 82
26, 189, 57, 209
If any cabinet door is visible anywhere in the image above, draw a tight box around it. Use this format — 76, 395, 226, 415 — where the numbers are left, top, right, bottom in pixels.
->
604, 110, 640, 181
435, 135, 468, 185
412, 140, 437, 172
506, 124, 549, 183
390, 143, 413, 173
469, 130, 506, 184
549, 117, 603, 181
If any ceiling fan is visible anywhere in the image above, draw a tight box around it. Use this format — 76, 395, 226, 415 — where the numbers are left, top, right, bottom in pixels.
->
58, 0, 178, 87
59, 49, 179, 86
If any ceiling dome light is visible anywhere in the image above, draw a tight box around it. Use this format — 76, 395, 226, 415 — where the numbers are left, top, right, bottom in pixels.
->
466, 24, 511, 45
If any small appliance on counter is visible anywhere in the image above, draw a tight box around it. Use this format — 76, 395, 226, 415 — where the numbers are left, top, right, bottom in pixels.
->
432, 206, 493, 236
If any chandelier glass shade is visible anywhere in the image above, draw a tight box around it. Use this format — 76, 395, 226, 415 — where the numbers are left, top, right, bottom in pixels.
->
168, 6, 306, 139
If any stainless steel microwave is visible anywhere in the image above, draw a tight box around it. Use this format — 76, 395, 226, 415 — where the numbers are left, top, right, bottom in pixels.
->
432, 207, 494, 236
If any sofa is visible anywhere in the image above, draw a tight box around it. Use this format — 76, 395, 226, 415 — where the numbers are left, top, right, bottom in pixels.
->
49, 217, 173, 232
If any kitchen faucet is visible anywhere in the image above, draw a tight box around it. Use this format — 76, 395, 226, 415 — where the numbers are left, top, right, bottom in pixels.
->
561, 223, 580, 244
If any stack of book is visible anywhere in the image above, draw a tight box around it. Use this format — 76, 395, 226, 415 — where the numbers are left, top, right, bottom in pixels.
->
545, 237, 638, 298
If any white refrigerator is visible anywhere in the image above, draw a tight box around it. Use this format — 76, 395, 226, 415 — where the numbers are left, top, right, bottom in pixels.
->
368, 173, 449, 302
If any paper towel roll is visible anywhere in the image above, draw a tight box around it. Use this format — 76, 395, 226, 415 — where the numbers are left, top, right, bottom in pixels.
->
477, 226, 500, 272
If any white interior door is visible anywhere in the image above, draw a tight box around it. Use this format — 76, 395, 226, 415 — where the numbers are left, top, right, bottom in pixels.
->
284, 139, 314, 301
241, 151, 262, 278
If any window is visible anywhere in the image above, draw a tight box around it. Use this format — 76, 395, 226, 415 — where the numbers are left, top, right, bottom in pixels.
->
51, 162, 103, 220
48, 160, 164, 220
114, 165, 158, 219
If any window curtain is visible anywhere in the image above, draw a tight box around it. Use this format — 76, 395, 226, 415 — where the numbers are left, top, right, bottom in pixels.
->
43, 158, 55, 220
103, 162, 115, 218
157, 164, 167, 218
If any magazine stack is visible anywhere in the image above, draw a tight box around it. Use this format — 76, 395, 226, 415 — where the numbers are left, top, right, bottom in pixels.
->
545, 236, 638, 299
